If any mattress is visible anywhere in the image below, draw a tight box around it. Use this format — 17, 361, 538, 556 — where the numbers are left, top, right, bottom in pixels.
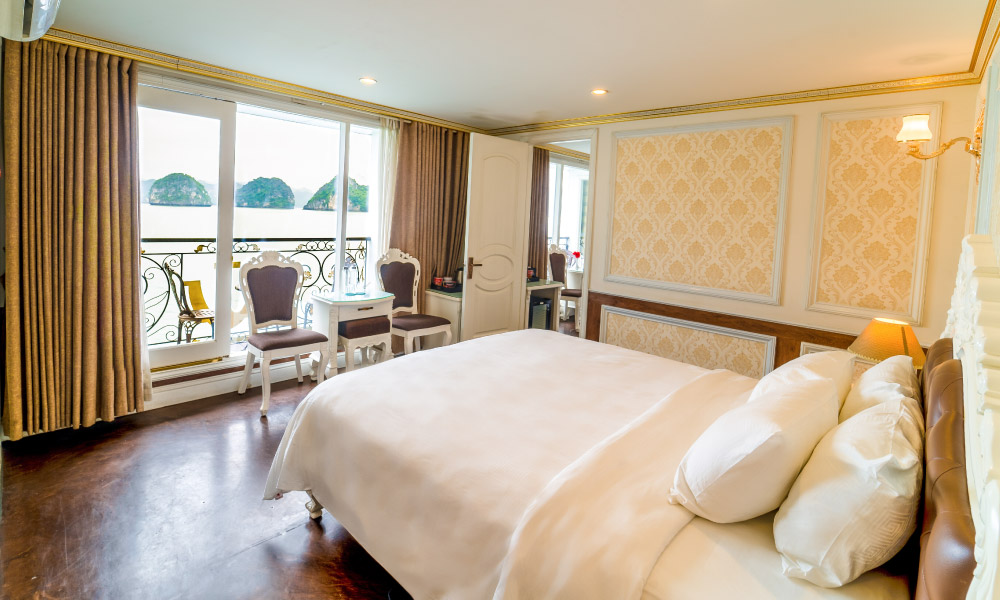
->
643, 512, 910, 600
266, 329, 910, 599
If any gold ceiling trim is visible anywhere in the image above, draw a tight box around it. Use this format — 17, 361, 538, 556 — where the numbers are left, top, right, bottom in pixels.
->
42, 28, 487, 134
42, 0, 1000, 138
486, 73, 979, 135
970, 0, 999, 72
490, 2, 1000, 136
537, 144, 590, 162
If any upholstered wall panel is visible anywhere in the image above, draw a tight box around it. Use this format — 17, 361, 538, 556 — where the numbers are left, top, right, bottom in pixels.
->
607, 118, 791, 304
809, 106, 938, 322
600, 306, 775, 379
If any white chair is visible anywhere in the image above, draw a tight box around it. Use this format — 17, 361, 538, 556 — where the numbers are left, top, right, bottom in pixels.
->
549, 244, 583, 332
377, 249, 453, 353
238, 251, 330, 417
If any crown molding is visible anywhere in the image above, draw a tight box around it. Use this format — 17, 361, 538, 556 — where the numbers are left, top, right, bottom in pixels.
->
41, 28, 488, 134
486, 73, 979, 136
488, 2, 1000, 135
40, 0, 1000, 138
537, 144, 590, 161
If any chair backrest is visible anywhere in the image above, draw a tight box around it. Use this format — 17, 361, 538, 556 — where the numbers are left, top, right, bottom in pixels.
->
184, 280, 211, 312
239, 251, 304, 333
549, 244, 570, 284
163, 263, 194, 317
376, 248, 419, 314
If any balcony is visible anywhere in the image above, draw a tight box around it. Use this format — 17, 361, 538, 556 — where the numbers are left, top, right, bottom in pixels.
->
140, 236, 371, 349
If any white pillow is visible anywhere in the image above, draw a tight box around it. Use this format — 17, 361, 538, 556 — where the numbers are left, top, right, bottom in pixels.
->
774, 397, 923, 587
668, 351, 851, 523
840, 355, 919, 422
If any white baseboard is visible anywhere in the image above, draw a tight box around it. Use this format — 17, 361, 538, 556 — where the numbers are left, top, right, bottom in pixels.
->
146, 360, 307, 411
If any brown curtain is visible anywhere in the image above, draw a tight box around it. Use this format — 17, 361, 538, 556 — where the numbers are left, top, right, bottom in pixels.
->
3, 39, 143, 441
527, 147, 550, 280
389, 121, 470, 313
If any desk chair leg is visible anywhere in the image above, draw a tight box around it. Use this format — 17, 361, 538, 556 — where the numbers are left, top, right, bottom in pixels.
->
345, 343, 356, 372
403, 336, 414, 355
414, 337, 422, 352
260, 356, 272, 417
295, 355, 303, 382
444, 330, 453, 346
238, 353, 254, 394
316, 350, 328, 384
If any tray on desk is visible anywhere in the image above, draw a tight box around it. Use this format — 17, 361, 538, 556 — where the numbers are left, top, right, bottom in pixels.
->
431, 283, 463, 293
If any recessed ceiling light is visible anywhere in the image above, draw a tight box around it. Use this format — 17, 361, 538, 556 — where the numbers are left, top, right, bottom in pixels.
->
359, 77, 377, 86
591, 88, 608, 96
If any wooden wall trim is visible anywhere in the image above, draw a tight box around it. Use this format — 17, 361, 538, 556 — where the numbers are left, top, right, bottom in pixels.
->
586, 292, 858, 368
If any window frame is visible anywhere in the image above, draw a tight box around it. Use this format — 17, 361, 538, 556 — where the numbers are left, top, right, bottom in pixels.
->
138, 86, 237, 369
548, 154, 589, 254
137, 72, 383, 368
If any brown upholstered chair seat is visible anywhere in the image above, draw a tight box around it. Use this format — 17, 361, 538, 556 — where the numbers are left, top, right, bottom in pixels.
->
338, 316, 391, 338
393, 314, 451, 331
249, 328, 328, 351
561, 288, 582, 298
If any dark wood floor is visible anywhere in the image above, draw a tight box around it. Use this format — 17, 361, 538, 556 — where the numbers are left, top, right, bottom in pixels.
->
1, 378, 408, 600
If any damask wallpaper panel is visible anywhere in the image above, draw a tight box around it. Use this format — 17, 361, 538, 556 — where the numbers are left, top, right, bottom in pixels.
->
809, 106, 938, 322
607, 117, 792, 304
600, 307, 775, 379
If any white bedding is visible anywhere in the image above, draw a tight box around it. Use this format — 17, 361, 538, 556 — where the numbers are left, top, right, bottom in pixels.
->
265, 329, 909, 599
643, 513, 910, 600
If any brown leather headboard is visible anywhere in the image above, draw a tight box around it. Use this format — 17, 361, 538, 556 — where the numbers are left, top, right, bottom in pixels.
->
915, 338, 976, 599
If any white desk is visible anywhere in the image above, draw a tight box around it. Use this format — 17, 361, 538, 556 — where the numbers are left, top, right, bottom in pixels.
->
310, 290, 394, 377
523, 280, 563, 330
423, 280, 564, 346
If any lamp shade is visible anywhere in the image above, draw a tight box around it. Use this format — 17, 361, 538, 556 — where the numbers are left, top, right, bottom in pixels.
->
896, 114, 933, 143
848, 318, 925, 369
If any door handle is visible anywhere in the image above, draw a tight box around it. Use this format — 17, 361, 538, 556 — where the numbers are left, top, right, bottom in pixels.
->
468, 257, 484, 279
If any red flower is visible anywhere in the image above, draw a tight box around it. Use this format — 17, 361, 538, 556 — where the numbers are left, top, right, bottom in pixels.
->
572, 251, 582, 259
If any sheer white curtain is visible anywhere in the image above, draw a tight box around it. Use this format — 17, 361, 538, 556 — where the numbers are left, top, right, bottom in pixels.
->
379, 117, 401, 257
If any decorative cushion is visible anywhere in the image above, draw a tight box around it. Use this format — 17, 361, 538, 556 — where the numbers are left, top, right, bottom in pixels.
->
774, 397, 923, 587
246, 265, 298, 323
248, 328, 328, 351
338, 316, 391, 338
392, 313, 451, 331
380, 261, 417, 309
839, 355, 919, 422
561, 289, 582, 298
549, 252, 567, 283
668, 351, 852, 523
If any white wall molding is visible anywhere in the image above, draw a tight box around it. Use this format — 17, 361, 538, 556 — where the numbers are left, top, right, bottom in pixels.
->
600, 305, 776, 375
603, 116, 793, 306
806, 103, 941, 324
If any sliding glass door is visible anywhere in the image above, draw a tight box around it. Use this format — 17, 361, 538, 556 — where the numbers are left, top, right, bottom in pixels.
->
138, 87, 235, 369
548, 157, 590, 263
138, 84, 382, 369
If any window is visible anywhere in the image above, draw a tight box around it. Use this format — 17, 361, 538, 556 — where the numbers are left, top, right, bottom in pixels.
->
547, 157, 589, 267
138, 85, 381, 368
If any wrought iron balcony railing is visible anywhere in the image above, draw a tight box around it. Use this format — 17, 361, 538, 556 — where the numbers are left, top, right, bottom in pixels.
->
140, 236, 371, 346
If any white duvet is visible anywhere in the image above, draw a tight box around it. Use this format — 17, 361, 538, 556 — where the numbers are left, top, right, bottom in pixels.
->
265, 329, 757, 599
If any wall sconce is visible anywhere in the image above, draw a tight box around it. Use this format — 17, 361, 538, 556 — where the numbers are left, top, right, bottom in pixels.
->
896, 114, 981, 160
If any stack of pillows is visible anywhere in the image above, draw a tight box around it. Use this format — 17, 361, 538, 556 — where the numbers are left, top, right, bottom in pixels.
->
668, 350, 923, 588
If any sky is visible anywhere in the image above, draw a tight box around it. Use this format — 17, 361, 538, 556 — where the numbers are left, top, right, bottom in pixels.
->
137, 105, 378, 196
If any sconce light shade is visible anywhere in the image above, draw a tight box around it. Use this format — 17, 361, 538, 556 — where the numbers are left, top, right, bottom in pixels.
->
896, 114, 933, 143
848, 317, 925, 369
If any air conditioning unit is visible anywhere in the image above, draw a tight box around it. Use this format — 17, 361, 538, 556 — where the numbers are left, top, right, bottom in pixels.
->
0, 0, 61, 42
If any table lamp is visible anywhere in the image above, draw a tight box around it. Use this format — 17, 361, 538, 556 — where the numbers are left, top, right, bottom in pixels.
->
847, 317, 925, 369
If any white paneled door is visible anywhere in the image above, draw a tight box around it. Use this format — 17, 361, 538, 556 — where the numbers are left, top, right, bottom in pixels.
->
461, 133, 533, 340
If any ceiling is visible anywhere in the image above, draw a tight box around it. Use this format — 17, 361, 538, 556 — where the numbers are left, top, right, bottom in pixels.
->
53, 0, 989, 130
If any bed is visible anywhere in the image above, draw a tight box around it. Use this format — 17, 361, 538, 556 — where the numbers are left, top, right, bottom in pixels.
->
264, 233, 997, 600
